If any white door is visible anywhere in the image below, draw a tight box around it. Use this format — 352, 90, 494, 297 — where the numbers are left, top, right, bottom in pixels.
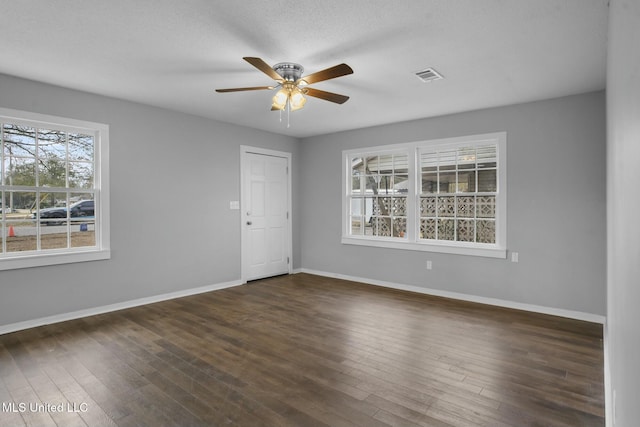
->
241, 148, 291, 281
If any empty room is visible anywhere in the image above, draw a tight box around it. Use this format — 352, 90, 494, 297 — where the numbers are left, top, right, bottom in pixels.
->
0, 1, 638, 426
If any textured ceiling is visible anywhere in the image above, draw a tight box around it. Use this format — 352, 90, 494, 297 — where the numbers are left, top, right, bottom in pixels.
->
0, 0, 609, 138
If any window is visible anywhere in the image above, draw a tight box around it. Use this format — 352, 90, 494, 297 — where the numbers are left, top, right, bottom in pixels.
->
350, 152, 409, 238
343, 132, 506, 258
0, 108, 110, 270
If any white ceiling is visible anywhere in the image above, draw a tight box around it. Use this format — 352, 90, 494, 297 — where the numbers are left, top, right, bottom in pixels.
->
0, 0, 609, 138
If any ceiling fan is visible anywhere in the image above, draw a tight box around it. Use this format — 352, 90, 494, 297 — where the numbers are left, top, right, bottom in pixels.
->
216, 57, 353, 116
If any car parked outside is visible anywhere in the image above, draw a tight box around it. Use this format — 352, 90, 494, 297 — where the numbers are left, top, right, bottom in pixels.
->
31, 200, 94, 224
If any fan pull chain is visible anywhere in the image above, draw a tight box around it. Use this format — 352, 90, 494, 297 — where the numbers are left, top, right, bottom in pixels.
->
287, 100, 291, 128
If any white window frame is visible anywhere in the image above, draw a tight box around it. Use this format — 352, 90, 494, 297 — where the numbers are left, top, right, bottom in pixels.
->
0, 107, 110, 270
342, 132, 506, 258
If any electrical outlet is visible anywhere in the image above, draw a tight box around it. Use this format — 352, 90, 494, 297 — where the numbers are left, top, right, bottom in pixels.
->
426, 260, 432, 270
511, 252, 519, 263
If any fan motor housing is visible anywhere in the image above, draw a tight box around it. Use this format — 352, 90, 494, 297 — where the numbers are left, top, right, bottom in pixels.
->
273, 63, 304, 81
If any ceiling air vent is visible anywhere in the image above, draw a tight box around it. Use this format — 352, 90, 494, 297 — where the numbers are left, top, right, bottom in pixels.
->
415, 67, 444, 83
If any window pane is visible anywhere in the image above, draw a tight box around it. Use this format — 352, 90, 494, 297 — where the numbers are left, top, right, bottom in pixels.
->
393, 175, 408, 194
439, 150, 456, 171
477, 220, 496, 243
393, 218, 406, 238
364, 197, 375, 220
351, 176, 361, 194
69, 193, 95, 218
71, 221, 95, 248
37, 191, 67, 223
374, 217, 392, 237
457, 146, 476, 169
38, 128, 66, 160
351, 157, 364, 194
38, 192, 68, 249
69, 161, 94, 189
70, 193, 95, 248
421, 173, 438, 194
420, 196, 436, 217
6, 220, 37, 252
350, 217, 363, 235
477, 196, 496, 218
364, 216, 373, 235
437, 196, 455, 217
38, 157, 67, 187
456, 196, 475, 218
420, 152, 438, 172
392, 197, 407, 216
477, 169, 496, 192
37, 129, 68, 188
5, 191, 37, 253
437, 219, 455, 240
365, 155, 379, 173
68, 133, 94, 162
375, 197, 392, 216
350, 197, 363, 216
6, 191, 35, 212
457, 170, 476, 193
3, 124, 36, 157
376, 154, 393, 174
4, 156, 36, 187
420, 218, 436, 239
41, 224, 69, 250
477, 145, 497, 168
394, 154, 408, 174
365, 175, 378, 193
439, 171, 456, 193
377, 175, 393, 194
456, 219, 475, 242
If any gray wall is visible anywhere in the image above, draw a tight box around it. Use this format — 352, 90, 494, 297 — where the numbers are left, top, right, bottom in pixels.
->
0, 73, 300, 327
0, 75, 607, 329
300, 91, 606, 316
606, 0, 640, 425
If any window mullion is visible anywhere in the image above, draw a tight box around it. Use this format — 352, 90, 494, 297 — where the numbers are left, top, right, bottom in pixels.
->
405, 149, 416, 241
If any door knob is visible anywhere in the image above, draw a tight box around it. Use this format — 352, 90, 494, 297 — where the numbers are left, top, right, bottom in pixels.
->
246, 221, 252, 225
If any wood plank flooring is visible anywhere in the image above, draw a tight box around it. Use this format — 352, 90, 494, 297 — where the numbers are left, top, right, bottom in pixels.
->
0, 273, 604, 426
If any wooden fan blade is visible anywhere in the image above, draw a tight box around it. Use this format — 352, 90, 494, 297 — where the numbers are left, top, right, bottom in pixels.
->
297, 63, 353, 85
215, 86, 274, 93
304, 87, 350, 104
243, 57, 284, 81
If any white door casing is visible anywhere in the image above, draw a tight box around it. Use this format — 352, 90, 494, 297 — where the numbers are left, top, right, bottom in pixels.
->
241, 147, 291, 281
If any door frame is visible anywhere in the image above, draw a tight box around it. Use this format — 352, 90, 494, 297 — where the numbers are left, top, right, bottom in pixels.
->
240, 145, 293, 283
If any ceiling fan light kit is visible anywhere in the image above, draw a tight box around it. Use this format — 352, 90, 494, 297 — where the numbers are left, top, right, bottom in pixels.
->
216, 57, 353, 127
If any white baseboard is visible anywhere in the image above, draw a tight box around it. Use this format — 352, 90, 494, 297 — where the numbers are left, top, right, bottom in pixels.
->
0, 279, 244, 336
1, 270, 605, 336
298, 268, 606, 324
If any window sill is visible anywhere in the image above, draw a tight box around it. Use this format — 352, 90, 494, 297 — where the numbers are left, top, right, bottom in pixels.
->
0, 249, 111, 271
341, 236, 507, 259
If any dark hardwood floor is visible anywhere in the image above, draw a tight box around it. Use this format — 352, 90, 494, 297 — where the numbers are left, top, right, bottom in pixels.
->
0, 273, 604, 426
